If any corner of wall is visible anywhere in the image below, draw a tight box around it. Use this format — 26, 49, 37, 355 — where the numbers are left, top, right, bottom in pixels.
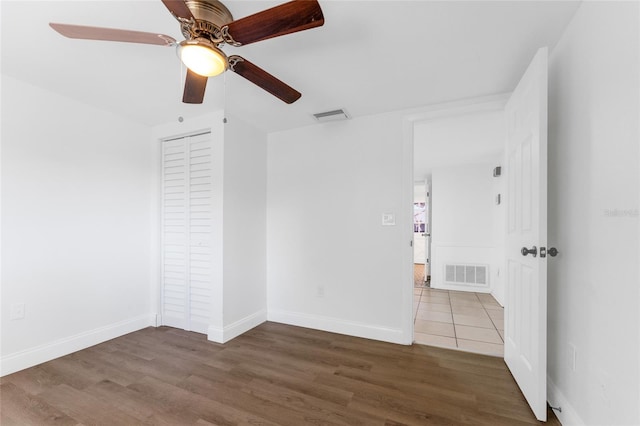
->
207, 310, 267, 344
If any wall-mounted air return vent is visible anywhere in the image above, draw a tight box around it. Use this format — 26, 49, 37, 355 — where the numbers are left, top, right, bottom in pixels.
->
444, 264, 488, 286
313, 108, 350, 123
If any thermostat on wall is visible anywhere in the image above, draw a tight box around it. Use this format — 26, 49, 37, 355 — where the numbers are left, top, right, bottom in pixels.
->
382, 213, 396, 226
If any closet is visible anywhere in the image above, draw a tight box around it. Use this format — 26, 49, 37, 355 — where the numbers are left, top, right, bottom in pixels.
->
160, 131, 214, 333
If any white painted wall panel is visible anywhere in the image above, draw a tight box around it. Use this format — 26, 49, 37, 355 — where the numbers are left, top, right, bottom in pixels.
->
1, 75, 155, 374
547, 2, 640, 424
267, 113, 408, 343
221, 113, 267, 337
430, 163, 496, 291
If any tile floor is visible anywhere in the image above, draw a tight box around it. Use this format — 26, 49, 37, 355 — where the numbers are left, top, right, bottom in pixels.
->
413, 287, 504, 357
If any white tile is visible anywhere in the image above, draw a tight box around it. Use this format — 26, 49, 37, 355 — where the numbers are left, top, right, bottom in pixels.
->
484, 306, 504, 318
423, 288, 449, 295
452, 313, 493, 328
478, 298, 502, 308
450, 299, 484, 308
451, 305, 487, 317
421, 294, 450, 303
414, 333, 457, 349
416, 310, 453, 323
456, 339, 503, 357
449, 295, 480, 303
454, 325, 502, 344
415, 319, 455, 337
491, 318, 504, 331
421, 302, 452, 313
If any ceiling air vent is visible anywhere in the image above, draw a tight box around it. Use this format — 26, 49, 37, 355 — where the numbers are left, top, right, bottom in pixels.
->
313, 109, 350, 123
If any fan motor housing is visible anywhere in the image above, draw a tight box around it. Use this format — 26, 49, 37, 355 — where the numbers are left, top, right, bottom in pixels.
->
185, 0, 233, 29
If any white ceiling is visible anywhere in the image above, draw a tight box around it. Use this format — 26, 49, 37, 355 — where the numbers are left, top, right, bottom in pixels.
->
1, 1, 580, 133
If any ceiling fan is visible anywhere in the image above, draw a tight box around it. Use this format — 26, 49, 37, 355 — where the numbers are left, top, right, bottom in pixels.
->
50, 0, 324, 104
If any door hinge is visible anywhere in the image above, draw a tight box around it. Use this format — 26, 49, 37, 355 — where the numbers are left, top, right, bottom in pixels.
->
410, 240, 413, 247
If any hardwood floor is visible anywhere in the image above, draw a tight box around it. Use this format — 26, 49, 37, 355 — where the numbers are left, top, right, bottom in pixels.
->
0, 322, 559, 425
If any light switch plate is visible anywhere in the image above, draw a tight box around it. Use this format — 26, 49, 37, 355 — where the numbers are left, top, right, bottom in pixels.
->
382, 213, 395, 226
10, 303, 25, 320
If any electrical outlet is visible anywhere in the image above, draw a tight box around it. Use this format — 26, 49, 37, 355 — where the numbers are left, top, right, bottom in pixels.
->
10, 303, 25, 320
317, 285, 325, 298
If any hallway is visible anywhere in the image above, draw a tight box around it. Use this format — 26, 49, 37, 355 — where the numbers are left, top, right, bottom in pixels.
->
413, 287, 504, 357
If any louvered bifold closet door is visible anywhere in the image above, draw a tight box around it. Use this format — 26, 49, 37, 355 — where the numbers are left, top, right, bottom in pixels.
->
161, 132, 213, 333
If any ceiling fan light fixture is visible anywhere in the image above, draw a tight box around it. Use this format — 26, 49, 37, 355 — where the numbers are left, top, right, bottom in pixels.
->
177, 38, 228, 77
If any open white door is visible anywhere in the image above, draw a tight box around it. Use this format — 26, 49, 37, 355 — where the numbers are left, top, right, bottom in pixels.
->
424, 181, 431, 280
504, 47, 548, 421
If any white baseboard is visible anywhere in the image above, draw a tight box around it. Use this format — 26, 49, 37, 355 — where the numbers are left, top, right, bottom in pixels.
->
207, 310, 267, 344
548, 375, 584, 425
430, 282, 492, 293
0, 314, 155, 377
267, 309, 408, 345
491, 290, 505, 307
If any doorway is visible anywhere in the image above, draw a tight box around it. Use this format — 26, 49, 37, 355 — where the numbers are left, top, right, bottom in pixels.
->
411, 106, 507, 356
413, 181, 430, 287
405, 48, 549, 421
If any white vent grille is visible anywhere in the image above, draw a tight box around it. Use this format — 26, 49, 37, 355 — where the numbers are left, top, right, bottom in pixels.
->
312, 108, 350, 122
444, 264, 488, 286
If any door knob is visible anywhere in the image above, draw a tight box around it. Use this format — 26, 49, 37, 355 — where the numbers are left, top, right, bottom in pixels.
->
548, 247, 559, 257
521, 246, 537, 257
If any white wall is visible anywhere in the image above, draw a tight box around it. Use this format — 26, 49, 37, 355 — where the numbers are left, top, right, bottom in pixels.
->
430, 163, 496, 292
547, 2, 640, 425
413, 181, 427, 264
1, 75, 156, 375
221, 112, 267, 340
491, 152, 506, 306
267, 112, 412, 344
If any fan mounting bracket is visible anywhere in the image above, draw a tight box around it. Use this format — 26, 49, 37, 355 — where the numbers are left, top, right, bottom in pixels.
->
220, 26, 241, 47
228, 55, 244, 71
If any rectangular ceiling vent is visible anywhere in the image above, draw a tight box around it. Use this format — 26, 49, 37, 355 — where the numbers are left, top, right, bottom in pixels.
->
313, 109, 350, 123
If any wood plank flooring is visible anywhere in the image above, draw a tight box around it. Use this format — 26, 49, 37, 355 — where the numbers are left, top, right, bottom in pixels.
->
0, 322, 559, 425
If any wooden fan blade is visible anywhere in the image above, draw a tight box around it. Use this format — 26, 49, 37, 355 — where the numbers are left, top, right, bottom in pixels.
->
161, 0, 195, 21
225, 0, 324, 46
229, 56, 301, 104
183, 69, 208, 104
49, 23, 176, 46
